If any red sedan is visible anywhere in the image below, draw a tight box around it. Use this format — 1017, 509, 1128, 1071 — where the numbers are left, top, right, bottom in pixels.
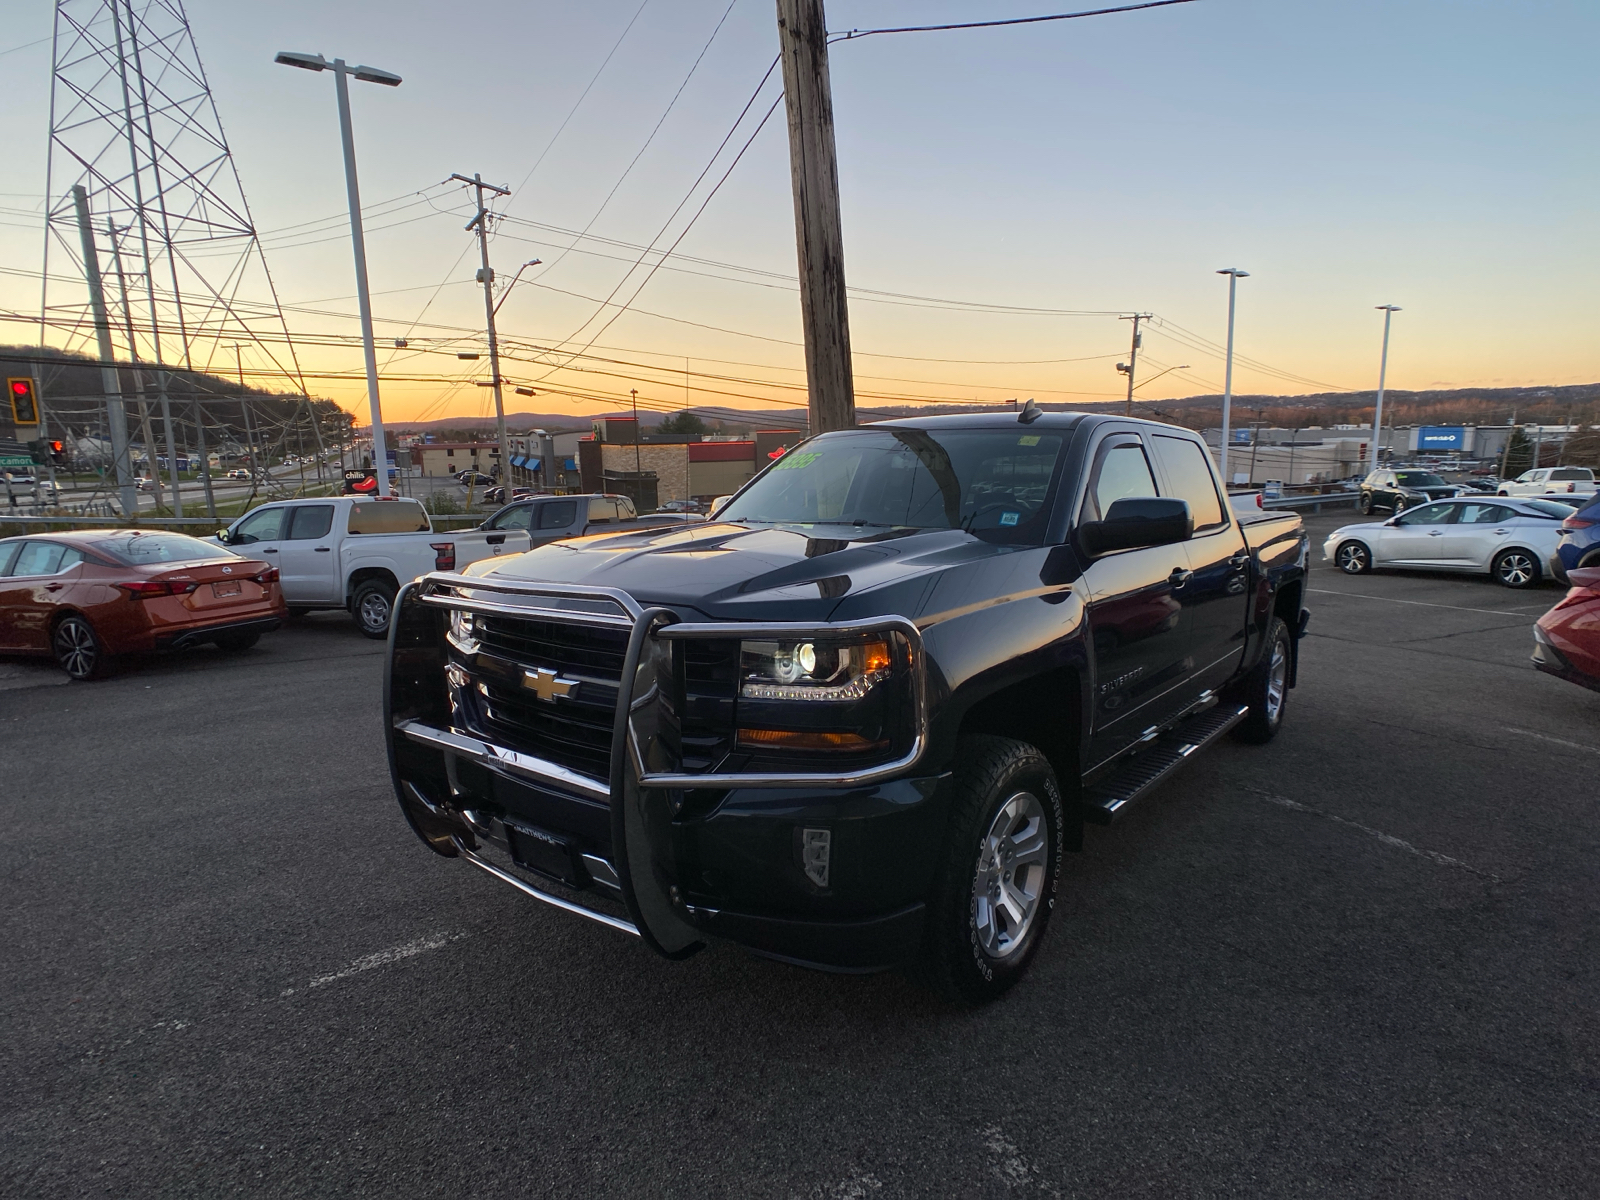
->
1533, 566, 1600, 694
0, 530, 285, 680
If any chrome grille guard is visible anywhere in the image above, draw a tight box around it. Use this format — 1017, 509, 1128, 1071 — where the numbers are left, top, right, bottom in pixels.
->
403, 571, 930, 795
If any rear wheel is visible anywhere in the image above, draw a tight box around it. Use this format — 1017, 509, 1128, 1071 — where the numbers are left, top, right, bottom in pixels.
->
53, 615, 111, 681
1492, 548, 1539, 589
918, 736, 1064, 1005
1393, 495, 1409, 513
1358, 493, 1373, 515
352, 578, 398, 639
1231, 616, 1292, 744
1335, 541, 1371, 574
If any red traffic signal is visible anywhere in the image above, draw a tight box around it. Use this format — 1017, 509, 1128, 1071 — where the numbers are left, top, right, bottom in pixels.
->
7, 377, 39, 425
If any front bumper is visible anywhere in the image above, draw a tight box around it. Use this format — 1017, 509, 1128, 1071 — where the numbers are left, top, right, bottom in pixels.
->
385, 573, 940, 972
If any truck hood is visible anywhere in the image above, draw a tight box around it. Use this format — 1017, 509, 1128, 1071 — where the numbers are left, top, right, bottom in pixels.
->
464, 520, 1009, 621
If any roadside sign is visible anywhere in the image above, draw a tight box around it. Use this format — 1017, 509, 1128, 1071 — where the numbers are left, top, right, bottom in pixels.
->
0, 454, 33, 467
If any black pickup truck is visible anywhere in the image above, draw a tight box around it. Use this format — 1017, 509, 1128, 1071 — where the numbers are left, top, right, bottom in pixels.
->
386, 413, 1309, 1002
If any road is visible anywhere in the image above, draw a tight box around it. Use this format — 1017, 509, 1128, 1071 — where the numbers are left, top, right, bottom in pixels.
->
3, 512, 1597, 1197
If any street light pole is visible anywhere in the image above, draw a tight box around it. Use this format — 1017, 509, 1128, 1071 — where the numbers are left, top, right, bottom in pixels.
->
1118, 313, 1151, 417
276, 51, 402, 496
1370, 305, 1401, 475
1216, 269, 1249, 487
452, 173, 513, 486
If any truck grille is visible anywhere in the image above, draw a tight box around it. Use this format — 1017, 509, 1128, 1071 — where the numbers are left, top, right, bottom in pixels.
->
457, 615, 629, 784
675, 638, 740, 773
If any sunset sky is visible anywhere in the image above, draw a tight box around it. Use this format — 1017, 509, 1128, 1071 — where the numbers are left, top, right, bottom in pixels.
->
2, 0, 1596, 427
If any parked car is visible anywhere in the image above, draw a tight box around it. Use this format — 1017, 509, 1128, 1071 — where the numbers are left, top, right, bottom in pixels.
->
0, 530, 284, 680
1532, 567, 1600, 693
657, 499, 705, 514
1549, 493, 1600, 584
482, 486, 535, 505
1497, 466, 1597, 498
1357, 469, 1460, 514
1324, 496, 1572, 588
385, 413, 1310, 1002
476, 493, 701, 546
456, 472, 497, 489
212, 495, 533, 638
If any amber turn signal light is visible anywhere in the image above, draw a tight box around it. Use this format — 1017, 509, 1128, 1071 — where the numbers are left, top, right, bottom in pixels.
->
736, 728, 888, 752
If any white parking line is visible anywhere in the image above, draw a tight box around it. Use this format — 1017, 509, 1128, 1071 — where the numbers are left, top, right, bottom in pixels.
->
1505, 728, 1600, 757
1248, 789, 1501, 882
1308, 588, 1536, 618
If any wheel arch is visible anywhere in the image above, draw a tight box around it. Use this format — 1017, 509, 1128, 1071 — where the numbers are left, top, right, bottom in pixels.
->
952, 666, 1085, 807
346, 566, 399, 607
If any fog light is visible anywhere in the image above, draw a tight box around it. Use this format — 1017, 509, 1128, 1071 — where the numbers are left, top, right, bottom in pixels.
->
800, 828, 830, 888
448, 609, 479, 653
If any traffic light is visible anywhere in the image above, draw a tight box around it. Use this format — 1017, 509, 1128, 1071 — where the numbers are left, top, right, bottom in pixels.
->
50, 439, 65, 464
7, 377, 40, 426
27, 440, 48, 464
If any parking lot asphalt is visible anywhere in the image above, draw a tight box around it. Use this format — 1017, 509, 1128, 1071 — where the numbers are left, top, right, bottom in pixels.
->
3, 511, 1597, 1198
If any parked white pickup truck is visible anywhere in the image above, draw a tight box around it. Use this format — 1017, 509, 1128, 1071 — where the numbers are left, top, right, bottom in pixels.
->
1497, 467, 1597, 498
213, 496, 531, 637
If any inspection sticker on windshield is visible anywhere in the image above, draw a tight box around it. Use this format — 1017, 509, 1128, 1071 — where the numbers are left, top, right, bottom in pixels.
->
1018, 435, 1040, 446
999, 511, 1020, 526
773, 451, 821, 471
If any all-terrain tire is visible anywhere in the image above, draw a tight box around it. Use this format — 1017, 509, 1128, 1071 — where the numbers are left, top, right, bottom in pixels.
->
1230, 616, 1292, 744
352, 578, 398, 639
917, 736, 1065, 1005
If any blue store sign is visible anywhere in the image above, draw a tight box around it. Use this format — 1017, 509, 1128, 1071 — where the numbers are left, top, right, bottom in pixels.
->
1418, 426, 1466, 451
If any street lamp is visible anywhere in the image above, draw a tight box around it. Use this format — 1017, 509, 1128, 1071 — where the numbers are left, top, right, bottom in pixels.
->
274, 50, 402, 495
1132, 364, 1190, 394
494, 259, 543, 316
1216, 268, 1249, 487
1370, 305, 1402, 475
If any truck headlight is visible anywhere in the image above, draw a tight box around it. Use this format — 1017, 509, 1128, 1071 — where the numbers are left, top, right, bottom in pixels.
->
739, 638, 891, 701
734, 634, 913, 759
447, 609, 480, 654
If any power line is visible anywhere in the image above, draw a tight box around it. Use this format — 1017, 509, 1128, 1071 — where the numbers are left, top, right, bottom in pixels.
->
829, 0, 1198, 42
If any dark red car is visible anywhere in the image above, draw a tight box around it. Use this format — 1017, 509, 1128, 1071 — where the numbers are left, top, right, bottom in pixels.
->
0, 530, 285, 680
1533, 566, 1600, 694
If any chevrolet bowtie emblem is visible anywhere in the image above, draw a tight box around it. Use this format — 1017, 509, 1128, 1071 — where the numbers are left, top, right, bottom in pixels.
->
522, 667, 579, 702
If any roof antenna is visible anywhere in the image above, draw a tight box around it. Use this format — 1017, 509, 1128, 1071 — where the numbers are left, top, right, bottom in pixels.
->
1017, 398, 1042, 425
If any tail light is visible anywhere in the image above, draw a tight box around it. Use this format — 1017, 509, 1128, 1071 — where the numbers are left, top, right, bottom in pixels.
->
1562, 515, 1595, 530
252, 567, 280, 584
118, 580, 199, 599
431, 542, 456, 571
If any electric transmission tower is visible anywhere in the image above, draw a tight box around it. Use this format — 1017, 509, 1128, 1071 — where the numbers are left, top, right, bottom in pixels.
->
41, 0, 314, 515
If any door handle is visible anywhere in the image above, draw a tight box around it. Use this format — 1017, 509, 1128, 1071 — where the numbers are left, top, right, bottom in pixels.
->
1228, 552, 1250, 569
1491, 529, 1509, 534
485, 533, 506, 546
1169, 567, 1192, 587
314, 546, 332, 552
45, 582, 64, 591
1427, 530, 1444, 537
262, 547, 278, 553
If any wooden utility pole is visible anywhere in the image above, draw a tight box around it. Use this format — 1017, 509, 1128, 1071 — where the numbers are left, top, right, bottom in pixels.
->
776, 0, 855, 433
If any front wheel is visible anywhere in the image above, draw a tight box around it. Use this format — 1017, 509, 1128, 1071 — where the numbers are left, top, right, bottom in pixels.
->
53, 615, 111, 681
1335, 541, 1371, 574
918, 736, 1064, 1005
1230, 616, 1292, 744
1492, 548, 1539, 589
1393, 495, 1409, 513
1358, 493, 1373, 515
352, 578, 398, 639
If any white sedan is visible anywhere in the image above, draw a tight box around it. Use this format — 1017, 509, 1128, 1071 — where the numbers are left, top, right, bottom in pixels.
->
1323, 497, 1576, 588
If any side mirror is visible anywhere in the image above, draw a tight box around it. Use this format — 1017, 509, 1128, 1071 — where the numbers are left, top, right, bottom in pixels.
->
1080, 497, 1192, 556
216, 529, 230, 543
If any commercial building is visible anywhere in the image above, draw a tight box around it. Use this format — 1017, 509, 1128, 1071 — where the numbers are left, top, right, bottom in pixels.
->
409, 441, 502, 478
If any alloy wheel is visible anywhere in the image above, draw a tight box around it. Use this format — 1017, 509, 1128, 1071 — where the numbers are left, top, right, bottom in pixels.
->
972, 791, 1050, 960
1265, 633, 1289, 724
1497, 552, 1535, 588
54, 618, 98, 679
1337, 543, 1368, 573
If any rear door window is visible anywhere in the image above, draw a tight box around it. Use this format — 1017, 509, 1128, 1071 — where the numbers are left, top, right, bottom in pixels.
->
1151, 435, 1226, 531
541, 500, 578, 529
11, 541, 68, 576
287, 505, 335, 540
1086, 440, 1159, 522
347, 499, 430, 534
1457, 503, 1513, 524
0, 541, 20, 576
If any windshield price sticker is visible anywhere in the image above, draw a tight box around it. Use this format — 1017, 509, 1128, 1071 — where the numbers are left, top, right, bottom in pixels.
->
1000, 511, 1020, 526
1018, 435, 1041, 446
773, 451, 822, 471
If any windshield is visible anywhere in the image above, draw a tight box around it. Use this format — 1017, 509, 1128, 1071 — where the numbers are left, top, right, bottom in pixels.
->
1397, 472, 1447, 487
719, 427, 1068, 544
92, 532, 237, 564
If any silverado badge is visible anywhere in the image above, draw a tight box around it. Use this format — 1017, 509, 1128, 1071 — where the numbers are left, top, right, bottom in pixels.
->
522, 667, 579, 702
